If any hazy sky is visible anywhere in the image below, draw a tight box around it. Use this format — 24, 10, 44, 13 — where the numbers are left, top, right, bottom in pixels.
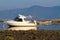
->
0, 0, 60, 10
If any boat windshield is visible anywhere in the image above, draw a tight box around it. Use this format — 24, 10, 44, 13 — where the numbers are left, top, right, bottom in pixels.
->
14, 17, 23, 22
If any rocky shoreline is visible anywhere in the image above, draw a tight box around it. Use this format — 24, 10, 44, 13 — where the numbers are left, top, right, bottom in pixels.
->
0, 30, 60, 40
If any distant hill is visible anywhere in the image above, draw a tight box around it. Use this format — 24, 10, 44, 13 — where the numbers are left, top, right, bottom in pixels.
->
0, 5, 60, 20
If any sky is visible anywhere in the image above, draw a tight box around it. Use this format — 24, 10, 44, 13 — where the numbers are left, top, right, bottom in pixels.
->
0, 0, 60, 10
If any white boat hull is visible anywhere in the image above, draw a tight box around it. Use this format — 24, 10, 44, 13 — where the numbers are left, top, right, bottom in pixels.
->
5, 20, 37, 27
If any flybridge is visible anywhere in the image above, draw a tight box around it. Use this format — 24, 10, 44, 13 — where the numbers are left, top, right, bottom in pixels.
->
19, 14, 32, 19
17, 14, 33, 22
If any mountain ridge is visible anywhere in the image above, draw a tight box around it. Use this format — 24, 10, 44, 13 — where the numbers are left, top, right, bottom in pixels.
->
0, 5, 60, 20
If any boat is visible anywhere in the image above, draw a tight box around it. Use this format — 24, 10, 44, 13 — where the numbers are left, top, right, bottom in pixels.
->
4, 14, 37, 30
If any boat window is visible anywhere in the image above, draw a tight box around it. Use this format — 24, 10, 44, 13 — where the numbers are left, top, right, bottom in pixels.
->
17, 18, 23, 21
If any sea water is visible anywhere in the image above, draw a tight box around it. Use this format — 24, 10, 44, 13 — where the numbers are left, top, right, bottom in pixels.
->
0, 23, 60, 30
37, 24, 60, 30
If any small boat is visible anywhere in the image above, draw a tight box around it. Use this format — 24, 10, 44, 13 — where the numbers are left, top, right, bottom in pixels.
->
4, 14, 37, 30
